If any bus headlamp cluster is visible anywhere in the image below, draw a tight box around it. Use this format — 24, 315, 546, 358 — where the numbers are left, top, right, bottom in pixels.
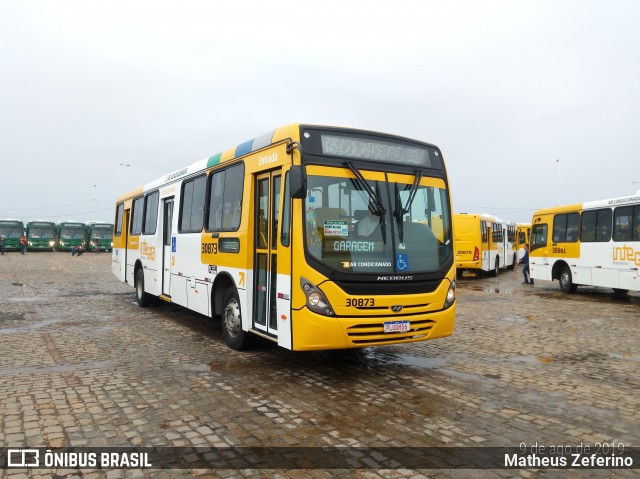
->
300, 277, 334, 316
444, 280, 456, 309
49, 241, 55, 247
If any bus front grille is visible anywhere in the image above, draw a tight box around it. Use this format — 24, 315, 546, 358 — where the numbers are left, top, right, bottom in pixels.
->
335, 280, 440, 296
346, 319, 435, 345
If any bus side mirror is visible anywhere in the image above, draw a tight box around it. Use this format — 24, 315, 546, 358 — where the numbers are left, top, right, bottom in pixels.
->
289, 166, 307, 199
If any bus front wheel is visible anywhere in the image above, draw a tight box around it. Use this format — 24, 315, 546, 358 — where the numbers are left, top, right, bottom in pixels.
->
135, 268, 152, 307
559, 266, 577, 293
222, 289, 254, 351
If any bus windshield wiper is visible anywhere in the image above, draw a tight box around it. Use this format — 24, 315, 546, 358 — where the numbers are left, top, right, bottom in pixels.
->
345, 162, 386, 216
345, 161, 387, 244
393, 170, 422, 245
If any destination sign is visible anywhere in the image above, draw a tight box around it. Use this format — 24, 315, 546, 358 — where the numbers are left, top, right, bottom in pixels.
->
320, 134, 440, 169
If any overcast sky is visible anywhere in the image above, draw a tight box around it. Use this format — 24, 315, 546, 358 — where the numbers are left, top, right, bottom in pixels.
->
1, 0, 639, 226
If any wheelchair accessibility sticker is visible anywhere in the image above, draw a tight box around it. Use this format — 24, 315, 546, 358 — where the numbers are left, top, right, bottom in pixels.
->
396, 253, 409, 271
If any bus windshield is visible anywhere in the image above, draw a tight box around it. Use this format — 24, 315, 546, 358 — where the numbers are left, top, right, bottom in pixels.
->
0, 226, 23, 238
304, 168, 452, 274
29, 227, 56, 239
91, 228, 113, 240
60, 227, 84, 239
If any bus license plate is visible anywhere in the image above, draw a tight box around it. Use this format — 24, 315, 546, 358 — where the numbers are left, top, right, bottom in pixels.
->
384, 320, 410, 333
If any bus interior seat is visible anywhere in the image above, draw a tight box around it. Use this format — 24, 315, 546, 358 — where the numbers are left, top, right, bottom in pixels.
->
354, 209, 379, 238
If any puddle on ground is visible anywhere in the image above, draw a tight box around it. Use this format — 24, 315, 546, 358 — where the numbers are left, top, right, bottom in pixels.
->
361, 349, 447, 370
463, 284, 515, 294
0, 312, 26, 321
501, 315, 527, 323
7, 297, 47, 303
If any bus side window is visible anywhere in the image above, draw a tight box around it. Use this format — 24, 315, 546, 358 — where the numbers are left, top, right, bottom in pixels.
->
114, 203, 124, 236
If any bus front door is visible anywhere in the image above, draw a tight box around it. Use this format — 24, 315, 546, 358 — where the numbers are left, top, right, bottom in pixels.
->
253, 171, 282, 338
162, 198, 174, 297
123, 209, 130, 283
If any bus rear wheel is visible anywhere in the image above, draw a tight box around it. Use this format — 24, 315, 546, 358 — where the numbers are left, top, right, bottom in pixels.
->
559, 266, 577, 293
491, 258, 499, 277
507, 253, 516, 270
222, 289, 255, 351
135, 268, 152, 307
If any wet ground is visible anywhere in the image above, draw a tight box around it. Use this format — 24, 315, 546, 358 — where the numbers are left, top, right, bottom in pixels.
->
0, 253, 638, 478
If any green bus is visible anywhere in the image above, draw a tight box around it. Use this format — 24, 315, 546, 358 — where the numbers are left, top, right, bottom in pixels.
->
57, 220, 87, 251
86, 222, 114, 252
25, 220, 57, 251
0, 219, 25, 251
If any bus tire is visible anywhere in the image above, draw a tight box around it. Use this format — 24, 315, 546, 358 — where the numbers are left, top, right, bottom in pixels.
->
456, 269, 464, 279
507, 254, 516, 270
613, 288, 628, 296
491, 258, 499, 277
222, 289, 254, 351
559, 266, 577, 293
135, 268, 152, 307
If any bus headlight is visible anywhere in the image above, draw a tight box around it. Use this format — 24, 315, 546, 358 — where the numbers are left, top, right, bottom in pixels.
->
444, 280, 456, 309
300, 277, 334, 316
49, 241, 55, 246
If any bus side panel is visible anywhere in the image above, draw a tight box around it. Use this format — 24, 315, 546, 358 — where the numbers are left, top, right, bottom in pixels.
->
619, 270, 639, 290
139, 237, 162, 298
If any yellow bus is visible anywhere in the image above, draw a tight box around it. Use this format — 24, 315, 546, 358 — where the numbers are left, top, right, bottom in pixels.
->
454, 213, 517, 277
516, 223, 531, 262
113, 124, 456, 351
530, 193, 640, 294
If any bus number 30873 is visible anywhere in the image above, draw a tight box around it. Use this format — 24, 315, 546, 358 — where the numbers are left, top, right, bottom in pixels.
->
346, 298, 375, 307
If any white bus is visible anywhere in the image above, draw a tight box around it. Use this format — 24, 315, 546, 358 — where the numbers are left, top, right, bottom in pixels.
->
112, 124, 457, 351
529, 193, 640, 294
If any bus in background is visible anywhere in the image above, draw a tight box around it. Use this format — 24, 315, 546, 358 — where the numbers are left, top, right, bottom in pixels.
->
86, 221, 114, 252
454, 213, 517, 277
529, 194, 640, 295
113, 124, 456, 351
516, 223, 531, 262
57, 221, 87, 252
0, 219, 25, 251
25, 220, 57, 251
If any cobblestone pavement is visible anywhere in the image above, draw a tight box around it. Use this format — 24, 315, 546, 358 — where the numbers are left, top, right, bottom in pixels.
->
0, 253, 638, 478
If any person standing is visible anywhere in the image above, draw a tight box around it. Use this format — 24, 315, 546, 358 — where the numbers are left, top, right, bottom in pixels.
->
522, 243, 533, 285
0, 234, 5, 255
19, 234, 28, 255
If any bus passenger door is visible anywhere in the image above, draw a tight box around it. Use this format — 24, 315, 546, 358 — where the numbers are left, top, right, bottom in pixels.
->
161, 198, 174, 297
253, 170, 282, 338
123, 209, 130, 283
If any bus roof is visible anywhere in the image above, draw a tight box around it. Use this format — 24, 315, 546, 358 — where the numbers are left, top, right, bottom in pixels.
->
115, 123, 441, 202
57, 221, 86, 226
26, 220, 56, 225
584, 193, 640, 210
116, 124, 303, 202
533, 193, 640, 217
453, 213, 510, 224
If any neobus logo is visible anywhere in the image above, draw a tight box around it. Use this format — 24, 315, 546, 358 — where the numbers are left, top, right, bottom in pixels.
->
613, 245, 640, 266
